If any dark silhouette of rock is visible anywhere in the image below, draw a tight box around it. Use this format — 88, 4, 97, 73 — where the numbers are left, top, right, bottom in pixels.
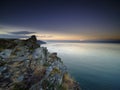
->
0, 38, 17, 50
24, 35, 40, 49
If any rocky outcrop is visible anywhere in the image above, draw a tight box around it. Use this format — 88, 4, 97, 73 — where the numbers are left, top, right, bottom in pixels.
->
0, 38, 17, 51
0, 35, 81, 90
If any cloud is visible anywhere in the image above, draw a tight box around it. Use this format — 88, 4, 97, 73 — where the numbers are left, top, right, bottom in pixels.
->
0, 34, 29, 39
9, 31, 36, 35
0, 25, 36, 39
0, 26, 3, 29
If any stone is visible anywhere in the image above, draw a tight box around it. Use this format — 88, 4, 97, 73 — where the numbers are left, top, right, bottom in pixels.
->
17, 75, 24, 82
0, 49, 12, 58
0, 36, 81, 90
33, 48, 43, 59
49, 52, 57, 58
0, 59, 6, 66
4, 72, 11, 79
0, 38, 17, 49
27, 35, 37, 42
54, 74, 62, 85
25, 35, 40, 49
45, 66, 53, 77
0, 66, 7, 74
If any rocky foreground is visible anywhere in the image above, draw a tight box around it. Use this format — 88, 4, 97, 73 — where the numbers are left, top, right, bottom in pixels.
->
0, 35, 81, 90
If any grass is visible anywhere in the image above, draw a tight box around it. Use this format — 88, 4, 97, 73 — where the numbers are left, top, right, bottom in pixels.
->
43, 62, 50, 67
33, 66, 46, 76
32, 66, 46, 83
61, 73, 75, 90
50, 67, 61, 75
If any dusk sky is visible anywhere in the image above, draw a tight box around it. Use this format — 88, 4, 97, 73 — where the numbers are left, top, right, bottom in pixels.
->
0, 0, 120, 40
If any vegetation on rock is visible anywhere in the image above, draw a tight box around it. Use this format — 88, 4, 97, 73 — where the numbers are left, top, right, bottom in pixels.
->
0, 35, 81, 90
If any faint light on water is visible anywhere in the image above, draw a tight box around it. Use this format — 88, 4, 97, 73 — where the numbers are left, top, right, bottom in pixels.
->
42, 43, 120, 90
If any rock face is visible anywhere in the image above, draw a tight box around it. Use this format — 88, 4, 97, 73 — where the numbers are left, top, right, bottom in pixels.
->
0, 35, 81, 90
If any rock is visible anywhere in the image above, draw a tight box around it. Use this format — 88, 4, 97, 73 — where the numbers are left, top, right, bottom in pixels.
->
0, 38, 17, 50
0, 35, 81, 90
11, 46, 29, 57
53, 74, 62, 85
0, 58, 6, 66
49, 52, 57, 58
27, 35, 37, 42
0, 49, 12, 58
0, 66, 7, 74
33, 48, 43, 59
17, 75, 24, 82
25, 35, 40, 49
45, 66, 53, 77
3, 72, 11, 79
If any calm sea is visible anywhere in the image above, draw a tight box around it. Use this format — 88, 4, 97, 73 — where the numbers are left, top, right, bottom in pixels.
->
42, 43, 120, 90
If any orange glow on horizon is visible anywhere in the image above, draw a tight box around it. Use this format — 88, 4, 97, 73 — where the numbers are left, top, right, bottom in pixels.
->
0, 28, 120, 41
35, 33, 120, 41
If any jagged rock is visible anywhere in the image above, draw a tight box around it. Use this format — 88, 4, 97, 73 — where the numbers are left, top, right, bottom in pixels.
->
0, 35, 81, 90
0, 38, 17, 50
0, 66, 7, 74
25, 35, 40, 49
17, 75, 24, 82
0, 58, 6, 66
50, 52, 57, 58
32, 48, 43, 59
3, 72, 11, 79
0, 49, 12, 58
27, 35, 37, 42
11, 46, 29, 57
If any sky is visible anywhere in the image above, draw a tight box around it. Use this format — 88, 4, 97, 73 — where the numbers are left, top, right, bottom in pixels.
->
0, 0, 120, 40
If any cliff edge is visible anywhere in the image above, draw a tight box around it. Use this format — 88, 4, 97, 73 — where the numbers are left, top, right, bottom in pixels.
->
0, 35, 81, 90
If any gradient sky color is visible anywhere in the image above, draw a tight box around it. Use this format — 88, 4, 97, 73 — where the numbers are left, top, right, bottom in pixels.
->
0, 0, 120, 40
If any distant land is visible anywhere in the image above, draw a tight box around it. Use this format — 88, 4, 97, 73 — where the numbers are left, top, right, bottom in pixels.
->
0, 38, 46, 45
46, 40, 120, 44
37, 40, 46, 44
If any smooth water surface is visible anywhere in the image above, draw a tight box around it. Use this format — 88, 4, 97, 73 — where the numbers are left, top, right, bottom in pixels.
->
42, 43, 120, 90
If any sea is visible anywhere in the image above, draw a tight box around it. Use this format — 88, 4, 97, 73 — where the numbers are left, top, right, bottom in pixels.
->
42, 42, 120, 90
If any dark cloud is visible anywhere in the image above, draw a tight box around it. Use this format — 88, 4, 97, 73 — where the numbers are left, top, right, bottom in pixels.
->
9, 31, 36, 35
0, 34, 29, 39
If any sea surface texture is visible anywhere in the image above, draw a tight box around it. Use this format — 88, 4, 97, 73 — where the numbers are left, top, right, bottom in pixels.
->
43, 43, 120, 90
